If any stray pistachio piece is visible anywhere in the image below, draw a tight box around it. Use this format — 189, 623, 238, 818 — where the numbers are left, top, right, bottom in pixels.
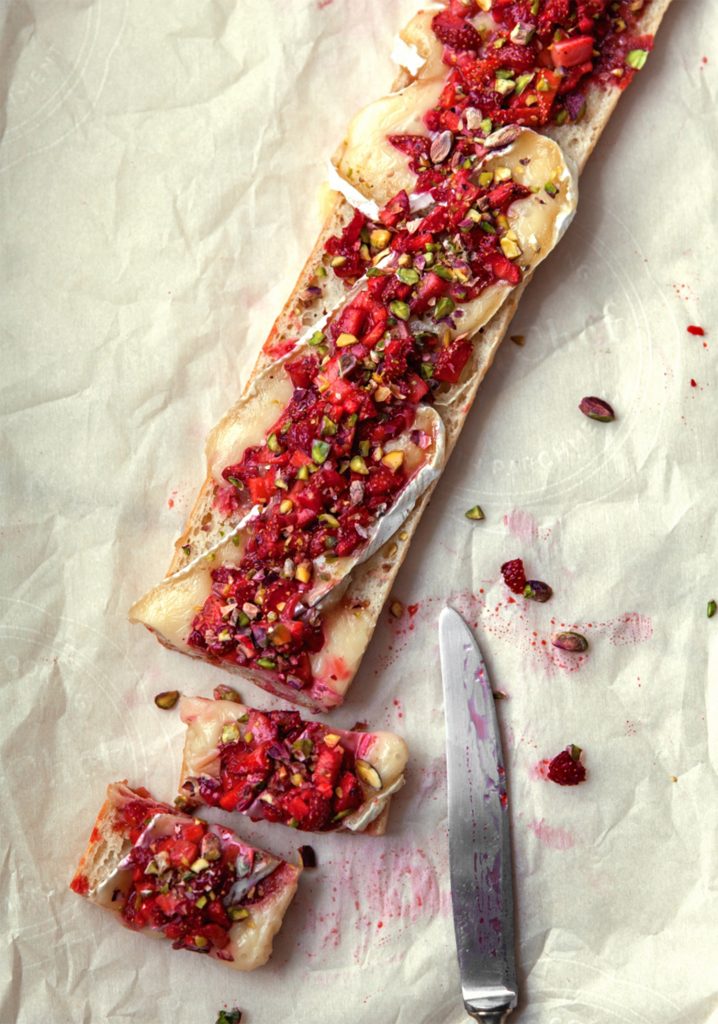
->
579, 396, 615, 422
708, 599, 717, 619
465, 505, 485, 521
356, 759, 382, 790
154, 690, 180, 710
523, 580, 553, 602
551, 631, 589, 653
213, 684, 241, 702
390, 600, 404, 618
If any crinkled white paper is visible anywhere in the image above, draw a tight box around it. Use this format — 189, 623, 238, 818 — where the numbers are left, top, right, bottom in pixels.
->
2, 2, 717, 1022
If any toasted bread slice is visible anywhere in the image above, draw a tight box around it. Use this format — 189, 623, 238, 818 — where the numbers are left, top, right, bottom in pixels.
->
132, 1, 673, 710
70, 781, 301, 972
178, 695, 409, 835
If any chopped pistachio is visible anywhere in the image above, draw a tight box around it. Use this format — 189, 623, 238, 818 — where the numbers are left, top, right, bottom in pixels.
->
295, 561, 312, 584
323, 733, 341, 748
465, 505, 485, 521
544, 181, 559, 196
494, 166, 512, 183
228, 906, 250, 922
708, 600, 717, 619
279, 499, 293, 514
356, 759, 382, 790
350, 455, 369, 475
336, 332, 357, 348
319, 513, 340, 528
321, 415, 337, 436
190, 857, 210, 873
196, 895, 208, 909
308, 330, 325, 347
296, 464, 310, 481
193, 935, 208, 948
500, 236, 522, 259
374, 385, 392, 402
390, 600, 404, 618
221, 722, 240, 744
382, 450, 405, 472
256, 657, 276, 670
433, 265, 455, 281
480, 220, 497, 234
626, 48, 649, 69
330, 255, 346, 268
434, 296, 455, 321
390, 300, 411, 321
480, 117, 493, 135
311, 439, 330, 464
267, 433, 281, 454
515, 72, 535, 95
370, 228, 391, 249
154, 690, 180, 711
479, 170, 494, 187
396, 267, 420, 285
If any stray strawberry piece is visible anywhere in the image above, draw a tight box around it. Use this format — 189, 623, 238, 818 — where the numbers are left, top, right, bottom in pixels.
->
501, 558, 527, 595
547, 745, 587, 786
550, 36, 594, 69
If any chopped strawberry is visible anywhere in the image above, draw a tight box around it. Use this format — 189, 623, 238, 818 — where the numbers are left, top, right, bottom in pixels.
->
432, 10, 482, 52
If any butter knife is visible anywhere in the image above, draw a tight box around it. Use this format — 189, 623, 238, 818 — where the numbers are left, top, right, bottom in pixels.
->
439, 607, 518, 1023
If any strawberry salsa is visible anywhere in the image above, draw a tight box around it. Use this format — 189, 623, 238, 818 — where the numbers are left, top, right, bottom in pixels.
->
426, 0, 654, 137
117, 802, 284, 959
181, 707, 376, 831
190, 155, 537, 689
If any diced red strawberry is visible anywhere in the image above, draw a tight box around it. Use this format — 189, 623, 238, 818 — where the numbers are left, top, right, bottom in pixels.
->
432, 10, 482, 52
312, 742, 344, 800
281, 787, 332, 831
333, 771, 364, 814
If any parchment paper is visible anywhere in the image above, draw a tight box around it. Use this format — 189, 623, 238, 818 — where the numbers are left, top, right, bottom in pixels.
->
2, 1, 717, 1022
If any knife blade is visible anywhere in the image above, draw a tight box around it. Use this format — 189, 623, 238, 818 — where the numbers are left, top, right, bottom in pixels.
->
439, 607, 518, 1023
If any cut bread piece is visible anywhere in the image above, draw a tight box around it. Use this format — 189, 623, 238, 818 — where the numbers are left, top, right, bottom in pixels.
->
130, 128, 576, 711
178, 695, 409, 835
69, 781, 301, 972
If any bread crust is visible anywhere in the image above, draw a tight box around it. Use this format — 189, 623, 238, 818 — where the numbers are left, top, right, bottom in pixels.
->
149, 0, 674, 701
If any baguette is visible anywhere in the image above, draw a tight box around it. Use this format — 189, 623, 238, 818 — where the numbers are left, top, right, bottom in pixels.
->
177, 694, 409, 835
131, 1, 674, 711
69, 781, 301, 971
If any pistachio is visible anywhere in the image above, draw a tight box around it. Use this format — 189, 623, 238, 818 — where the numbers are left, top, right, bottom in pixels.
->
356, 759, 382, 790
374, 385, 392, 402
193, 935, 209, 948
390, 600, 404, 618
389, 300, 411, 321
579, 396, 615, 422
323, 733, 341, 748
551, 631, 589, 653
154, 690, 180, 710
369, 228, 391, 249
228, 906, 250, 922
295, 561, 312, 584
500, 236, 522, 260
311, 439, 331, 463
190, 857, 210, 874
523, 580, 553, 602
213, 684, 241, 702
200, 832, 222, 861
382, 450, 405, 472
256, 657, 277, 670
708, 600, 717, 619
465, 505, 485, 521
336, 332, 357, 348
626, 48, 648, 69
430, 130, 453, 164
221, 723, 240, 744
350, 455, 369, 475
434, 296, 455, 321
279, 499, 294, 514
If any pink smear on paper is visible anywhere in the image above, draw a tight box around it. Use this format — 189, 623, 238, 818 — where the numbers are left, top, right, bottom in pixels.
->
531, 759, 551, 781
607, 612, 653, 646
503, 508, 538, 544
528, 818, 576, 851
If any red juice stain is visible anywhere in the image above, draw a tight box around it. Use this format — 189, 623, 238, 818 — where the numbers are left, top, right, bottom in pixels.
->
377, 921, 383, 929
407, 603, 419, 616
687, 325, 705, 336
690, 379, 698, 388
